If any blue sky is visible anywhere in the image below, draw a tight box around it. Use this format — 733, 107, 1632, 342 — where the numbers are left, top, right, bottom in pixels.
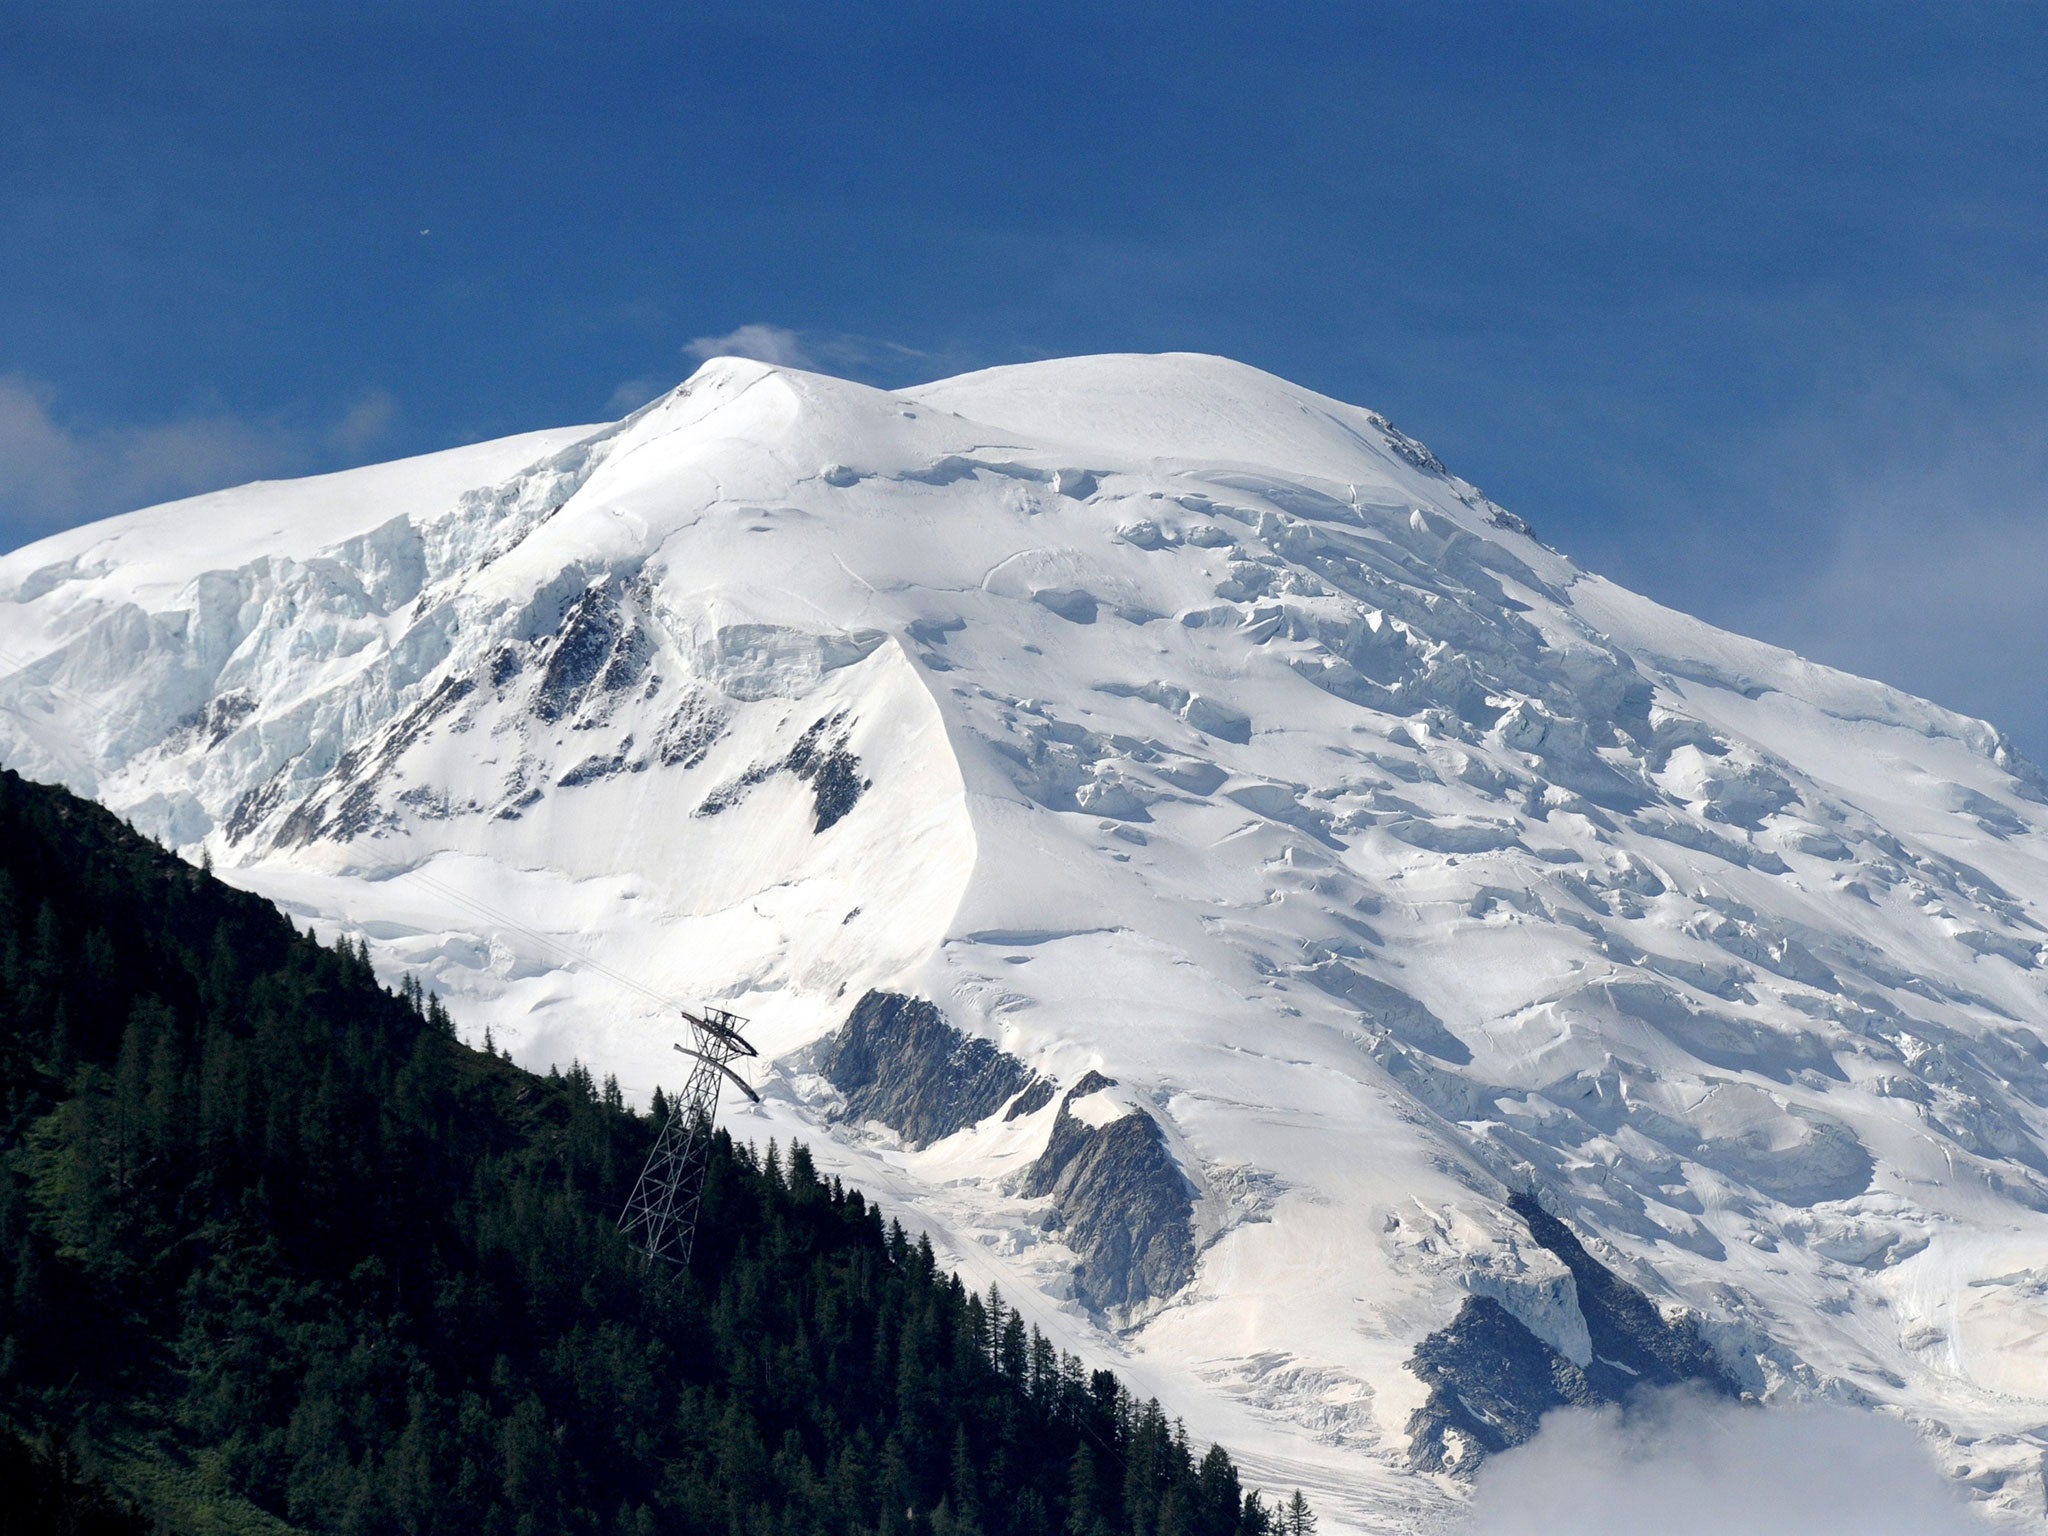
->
4, 2, 2045, 753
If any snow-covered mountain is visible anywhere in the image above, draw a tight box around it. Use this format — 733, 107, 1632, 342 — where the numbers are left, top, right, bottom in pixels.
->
4, 354, 2046, 1528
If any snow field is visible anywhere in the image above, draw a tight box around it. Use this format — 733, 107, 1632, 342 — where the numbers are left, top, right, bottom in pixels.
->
4, 352, 2047, 1526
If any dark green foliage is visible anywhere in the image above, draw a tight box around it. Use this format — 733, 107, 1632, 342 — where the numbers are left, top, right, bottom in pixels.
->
0, 769, 1298, 1536
0, 1428, 151, 1536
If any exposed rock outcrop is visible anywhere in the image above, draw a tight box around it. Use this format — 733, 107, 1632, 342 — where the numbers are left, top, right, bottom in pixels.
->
1004, 1078, 1056, 1120
694, 710, 869, 832
1407, 1296, 1599, 1475
817, 1001, 1197, 1319
1509, 1192, 1736, 1400
1022, 1075, 1197, 1319
1406, 1192, 1738, 1475
816, 991, 1042, 1148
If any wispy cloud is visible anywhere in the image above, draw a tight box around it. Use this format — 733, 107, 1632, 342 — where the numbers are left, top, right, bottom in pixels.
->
683, 323, 819, 370
1738, 457, 2048, 763
1473, 287, 2048, 764
0, 377, 401, 553
681, 323, 950, 383
1702, 298, 2048, 761
603, 323, 969, 419
604, 374, 676, 416
331, 389, 398, 455
1461, 1391, 1991, 1536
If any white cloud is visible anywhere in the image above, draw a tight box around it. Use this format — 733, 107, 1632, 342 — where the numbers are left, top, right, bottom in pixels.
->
0, 377, 398, 552
332, 389, 398, 454
683, 322, 818, 370
0, 377, 94, 526
676, 323, 955, 388
1751, 496, 2048, 757
1460, 1391, 1992, 1536
605, 375, 672, 416
1705, 321, 2048, 762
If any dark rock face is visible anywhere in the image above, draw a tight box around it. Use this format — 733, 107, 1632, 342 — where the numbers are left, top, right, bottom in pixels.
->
196, 690, 255, 746
656, 693, 727, 768
531, 580, 652, 725
271, 673, 478, 847
816, 998, 1199, 1320
1406, 1193, 1739, 1475
1508, 1192, 1738, 1401
1022, 1078, 1196, 1318
225, 770, 290, 843
559, 738, 636, 788
694, 711, 869, 832
534, 586, 623, 722
786, 714, 868, 832
1407, 1297, 1599, 1473
816, 991, 1042, 1148
1004, 1078, 1056, 1120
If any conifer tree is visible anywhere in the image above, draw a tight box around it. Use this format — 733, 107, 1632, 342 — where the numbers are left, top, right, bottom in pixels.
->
0, 765, 1281, 1536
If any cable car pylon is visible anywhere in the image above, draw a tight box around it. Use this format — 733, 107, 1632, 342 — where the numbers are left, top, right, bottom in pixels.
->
619, 1006, 759, 1266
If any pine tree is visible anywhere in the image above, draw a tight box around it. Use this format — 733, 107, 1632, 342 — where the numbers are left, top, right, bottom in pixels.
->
0, 765, 1276, 1536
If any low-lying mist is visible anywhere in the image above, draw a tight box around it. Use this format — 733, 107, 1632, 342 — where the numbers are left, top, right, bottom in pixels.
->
1458, 1389, 1996, 1536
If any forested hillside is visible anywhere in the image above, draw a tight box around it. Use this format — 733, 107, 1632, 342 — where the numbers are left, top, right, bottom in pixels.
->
0, 768, 1295, 1536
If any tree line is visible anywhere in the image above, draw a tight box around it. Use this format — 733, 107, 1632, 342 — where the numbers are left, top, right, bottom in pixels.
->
0, 768, 1312, 1536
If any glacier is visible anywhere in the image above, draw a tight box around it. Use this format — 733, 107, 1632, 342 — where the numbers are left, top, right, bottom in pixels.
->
3, 352, 2046, 1529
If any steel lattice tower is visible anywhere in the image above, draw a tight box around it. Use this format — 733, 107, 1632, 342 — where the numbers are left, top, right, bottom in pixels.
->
619, 1006, 759, 1266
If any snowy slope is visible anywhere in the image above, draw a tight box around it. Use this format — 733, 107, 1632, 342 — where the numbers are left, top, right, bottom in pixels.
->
4, 354, 2047, 1528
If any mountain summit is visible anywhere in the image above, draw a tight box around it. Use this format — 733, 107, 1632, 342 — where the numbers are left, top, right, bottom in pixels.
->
4, 353, 2046, 1524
